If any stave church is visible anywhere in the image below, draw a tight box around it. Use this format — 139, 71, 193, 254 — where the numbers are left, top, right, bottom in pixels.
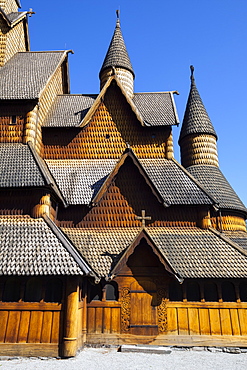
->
1, 0, 247, 357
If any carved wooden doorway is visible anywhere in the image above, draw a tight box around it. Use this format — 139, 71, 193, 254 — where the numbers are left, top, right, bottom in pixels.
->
129, 279, 158, 335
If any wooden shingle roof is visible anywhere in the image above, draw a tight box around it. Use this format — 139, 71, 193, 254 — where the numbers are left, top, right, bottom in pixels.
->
42, 89, 179, 128
45, 150, 215, 207
62, 226, 247, 279
187, 164, 247, 214
99, 19, 134, 77
179, 67, 217, 143
0, 215, 93, 275
0, 143, 66, 204
0, 51, 68, 100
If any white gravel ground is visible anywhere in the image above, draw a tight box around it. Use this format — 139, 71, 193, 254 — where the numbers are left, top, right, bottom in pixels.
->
0, 348, 247, 370
0, 347, 247, 370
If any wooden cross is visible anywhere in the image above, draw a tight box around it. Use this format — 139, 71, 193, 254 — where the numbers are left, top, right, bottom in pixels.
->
135, 210, 151, 227
27, 8, 35, 17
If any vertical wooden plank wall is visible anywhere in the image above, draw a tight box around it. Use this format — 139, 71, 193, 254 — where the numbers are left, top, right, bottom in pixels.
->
166, 302, 247, 337
0, 303, 62, 347
87, 302, 121, 334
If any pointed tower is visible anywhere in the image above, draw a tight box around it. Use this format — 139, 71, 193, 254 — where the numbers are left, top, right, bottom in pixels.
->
179, 66, 247, 231
99, 11, 135, 97
179, 66, 219, 168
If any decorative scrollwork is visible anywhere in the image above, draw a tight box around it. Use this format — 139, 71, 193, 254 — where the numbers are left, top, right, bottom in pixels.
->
121, 287, 131, 333
157, 287, 168, 334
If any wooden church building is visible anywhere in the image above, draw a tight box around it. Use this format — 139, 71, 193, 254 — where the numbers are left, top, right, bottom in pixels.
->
1, 0, 247, 358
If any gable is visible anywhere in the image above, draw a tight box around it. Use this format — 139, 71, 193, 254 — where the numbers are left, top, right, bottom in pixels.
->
42, 83, 171, 160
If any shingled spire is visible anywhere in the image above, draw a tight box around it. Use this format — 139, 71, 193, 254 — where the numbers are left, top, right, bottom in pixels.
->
99, 11, 135, 97
179, 66, 219, 168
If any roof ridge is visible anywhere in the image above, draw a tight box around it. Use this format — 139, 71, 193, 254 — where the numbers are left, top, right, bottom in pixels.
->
134, 91, 179, 95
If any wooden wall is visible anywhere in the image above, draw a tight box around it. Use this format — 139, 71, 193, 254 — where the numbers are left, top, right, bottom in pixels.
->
0, 302, 62, 356
166, 301, 247, 337
87, 301, 121, 334
42, 84, 171, 160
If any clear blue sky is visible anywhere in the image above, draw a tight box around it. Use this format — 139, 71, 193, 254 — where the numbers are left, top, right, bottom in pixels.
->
22, 0, 247, 206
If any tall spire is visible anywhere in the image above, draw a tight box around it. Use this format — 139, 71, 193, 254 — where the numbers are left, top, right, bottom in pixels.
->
99, 11, 135, 97
179, 66, 219, 168
179, 66, 217, 143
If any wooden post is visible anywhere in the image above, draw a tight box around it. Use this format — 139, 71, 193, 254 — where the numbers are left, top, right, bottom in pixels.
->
63, 277, 79, 358
82, 279, 88, 343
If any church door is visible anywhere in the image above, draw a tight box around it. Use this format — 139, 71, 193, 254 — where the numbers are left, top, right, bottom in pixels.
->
129, 279, 158, 335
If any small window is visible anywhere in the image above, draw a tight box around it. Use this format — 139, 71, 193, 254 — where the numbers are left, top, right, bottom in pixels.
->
222, 281, 236, 302
204, 283, 218, 302
169, 281, 183, 301
10, 116, 17, 125
239, 282, 247, 302
187, 282, 200, 301
45, 278, 63, 303
2, 278, 21, 302
24, 277, 42, 302
105, 282, 118, 301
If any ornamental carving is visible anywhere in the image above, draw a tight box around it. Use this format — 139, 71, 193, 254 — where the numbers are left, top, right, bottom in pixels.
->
157, 287, 168, 334
121, 287, 131, 333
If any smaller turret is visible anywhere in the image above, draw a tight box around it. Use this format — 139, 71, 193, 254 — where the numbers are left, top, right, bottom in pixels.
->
99, 11, 135, 98
179, 66, 219, 168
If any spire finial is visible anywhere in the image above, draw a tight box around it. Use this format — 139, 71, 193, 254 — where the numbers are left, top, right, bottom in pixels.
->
190, 65, 195, 82
116, 9, 120, 26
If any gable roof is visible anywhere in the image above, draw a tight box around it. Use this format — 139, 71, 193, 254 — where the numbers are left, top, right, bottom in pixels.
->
43, 81, 179, 128
0, 215, 94, 276
110, 228, 180, 281
179, 67, 217, 143
0, 8, 27, 27
0, 51, 68, 100
62, 226, 247, 279
46, 149, 215, 207
0, 142, 66, 204
187, 164, 247, 214
91, 149, 215, 207
100, 19, 134, 78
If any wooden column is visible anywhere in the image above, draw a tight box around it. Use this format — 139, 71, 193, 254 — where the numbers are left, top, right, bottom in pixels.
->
197, 209, 211, 229
63, 277, 79, 358
82, 279, 88, 343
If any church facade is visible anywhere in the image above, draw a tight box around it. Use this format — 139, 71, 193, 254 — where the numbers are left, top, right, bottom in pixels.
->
1, 0, 247, 357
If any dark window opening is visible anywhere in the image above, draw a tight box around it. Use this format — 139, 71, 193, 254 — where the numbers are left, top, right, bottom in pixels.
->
187, 282, 200, 301
10, 116, 17, 125
204, 283, 218, 302
24, 277, 42, 302
239, 282, 247, 302
2, 278, 20, 302
105, 282, 118, 301
169, 281, 183, 301
89, 282, 102, 301
222, 282, 236, 302
45, 278, 63, 303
